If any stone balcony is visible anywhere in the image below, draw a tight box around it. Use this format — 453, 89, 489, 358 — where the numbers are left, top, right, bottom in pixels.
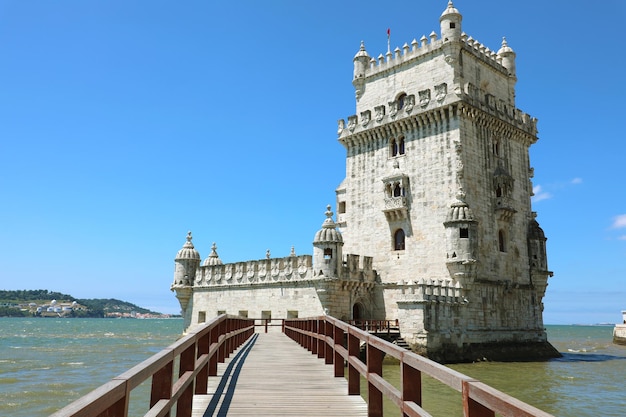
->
383, 196, 408, 221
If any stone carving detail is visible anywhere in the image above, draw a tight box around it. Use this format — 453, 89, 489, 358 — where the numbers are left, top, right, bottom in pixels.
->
388, 100, 398, 118
337, 119, 345, 135
348, 115, 358, 132
258, 261, 267, 280
419, 89, 431, 107
375, 105, 385, 122
247, 261, 256, 281
298, 257, 308, 276
435, 83, 447, 101
404, 95, 415, 113
224, 265, 233, 282
235, 263, 244, 282
360, 110, 371, 127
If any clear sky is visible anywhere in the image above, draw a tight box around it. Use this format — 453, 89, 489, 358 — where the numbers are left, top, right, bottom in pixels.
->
1, 1, 624, 324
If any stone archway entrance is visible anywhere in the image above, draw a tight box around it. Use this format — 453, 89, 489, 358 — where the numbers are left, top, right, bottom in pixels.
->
352, 302, 365, 320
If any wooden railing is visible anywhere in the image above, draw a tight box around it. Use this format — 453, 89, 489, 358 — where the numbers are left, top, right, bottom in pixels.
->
49, 315, 254, 417
347, 319, 399, 334
284, 316, 554, 417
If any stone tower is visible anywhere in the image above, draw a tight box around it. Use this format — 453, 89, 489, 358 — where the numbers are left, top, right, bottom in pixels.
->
335, 1, 557, 361
312, 205, 344, 278
172, 231, 201, 331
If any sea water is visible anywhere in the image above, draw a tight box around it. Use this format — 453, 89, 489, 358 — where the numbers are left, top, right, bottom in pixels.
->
1, 318, 624, 416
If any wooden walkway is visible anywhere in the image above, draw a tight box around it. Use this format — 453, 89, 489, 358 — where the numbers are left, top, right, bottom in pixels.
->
192, 330, 368, 417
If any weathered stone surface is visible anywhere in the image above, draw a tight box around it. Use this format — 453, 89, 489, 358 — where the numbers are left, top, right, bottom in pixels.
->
171, 2, 558, 362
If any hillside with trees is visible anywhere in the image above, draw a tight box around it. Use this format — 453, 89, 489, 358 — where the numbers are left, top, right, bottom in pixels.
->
0, 289, 169, 318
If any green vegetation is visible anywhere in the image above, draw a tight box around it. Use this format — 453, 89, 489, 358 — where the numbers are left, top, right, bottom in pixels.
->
0, 289, 164, 318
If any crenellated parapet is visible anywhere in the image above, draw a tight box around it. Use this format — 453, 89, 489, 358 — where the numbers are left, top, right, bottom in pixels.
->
193, 255, 314, 287
184, 252, 376, 288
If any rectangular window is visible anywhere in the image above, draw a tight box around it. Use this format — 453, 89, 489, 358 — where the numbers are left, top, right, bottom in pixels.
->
198, 311, 206, 323
261, 310, 271, 323
459, 228, 469, 238
324, 248, 333, 259
217, 310, 226, 316
338, 201, 346, 214
287, 310, 298, 319
238, 310, 248, 318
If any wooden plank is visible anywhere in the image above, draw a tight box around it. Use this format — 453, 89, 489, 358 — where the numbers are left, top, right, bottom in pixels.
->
192, 331, 367, 416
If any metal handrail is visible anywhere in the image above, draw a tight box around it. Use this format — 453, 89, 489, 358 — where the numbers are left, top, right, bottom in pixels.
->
284, 316, 554, 417
49, 315, 254, 417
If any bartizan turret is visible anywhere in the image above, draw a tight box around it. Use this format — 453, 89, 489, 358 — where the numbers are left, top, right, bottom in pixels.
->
439, 0, 462, 42
171, 231, 200, 330
313, 205, 343, 278
352, 41, 370, 100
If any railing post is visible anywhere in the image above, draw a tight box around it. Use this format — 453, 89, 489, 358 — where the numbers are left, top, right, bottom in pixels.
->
325, 319, 333, 365
401, 361, 421, 417
311, 319, 318, 355
347, 330, 360, 396
176, 343, 196, 417
367, 342, 383, 417
333, 324, 344, 377
150, 359, 173, 417
317, 319, 325, 359
209, 326, 219, 376
196, 330, 209, 394
463, 380, 495, 417
217, 320, 226, 363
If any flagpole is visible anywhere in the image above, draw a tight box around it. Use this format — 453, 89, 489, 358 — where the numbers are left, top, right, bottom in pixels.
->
387, 28, 390, 54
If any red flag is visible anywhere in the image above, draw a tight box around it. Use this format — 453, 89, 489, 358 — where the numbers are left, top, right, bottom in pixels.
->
387, 28, 390, 38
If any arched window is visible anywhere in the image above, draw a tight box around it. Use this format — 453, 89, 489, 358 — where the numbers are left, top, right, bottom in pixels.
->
498, 229, 506, 252
390, 138, 398, 157
393, 183, 402, 197
397, 93, 407, 110
394, 229, 406, 251
398, 137, 405, 155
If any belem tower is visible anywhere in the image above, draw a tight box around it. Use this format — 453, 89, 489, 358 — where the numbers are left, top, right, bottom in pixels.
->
171, 2, 560, 362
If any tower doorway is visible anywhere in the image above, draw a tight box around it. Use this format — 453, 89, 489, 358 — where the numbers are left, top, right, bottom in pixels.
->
352, 302, 365, 320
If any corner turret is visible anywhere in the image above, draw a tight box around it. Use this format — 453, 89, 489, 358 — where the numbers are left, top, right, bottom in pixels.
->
497, 37, 516, 79
173, 231, 201, 286
313, 205, 343, 278
440, 1, 462, 42
352, 41, 370, 99
171, 232, 200, 327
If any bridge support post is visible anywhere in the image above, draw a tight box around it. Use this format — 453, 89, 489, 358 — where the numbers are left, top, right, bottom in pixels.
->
311, 320, 318, 354
325, 319, 333, 365
347, 331, 360, 396
367, 342, 383, 417
334, 325, 344, 377
402, 360, 421, 416
317, 319, 325, 359
463, 380, 495, 417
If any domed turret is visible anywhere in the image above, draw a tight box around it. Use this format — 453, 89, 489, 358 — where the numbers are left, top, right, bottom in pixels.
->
497, 37, 516, 78
352, 41, 370, 99
444, 191, 478, 262
313, 205, 343, 277
173, 231, 201, 286
353, 41, 370, 81
440, 1, 462, 42
203, 242, 223, 266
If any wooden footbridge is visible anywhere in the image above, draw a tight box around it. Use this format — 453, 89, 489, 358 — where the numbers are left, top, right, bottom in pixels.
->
50, 315, 554, 417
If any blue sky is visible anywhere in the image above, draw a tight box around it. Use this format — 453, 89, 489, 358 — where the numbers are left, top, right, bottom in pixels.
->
0, 1, 624, 324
